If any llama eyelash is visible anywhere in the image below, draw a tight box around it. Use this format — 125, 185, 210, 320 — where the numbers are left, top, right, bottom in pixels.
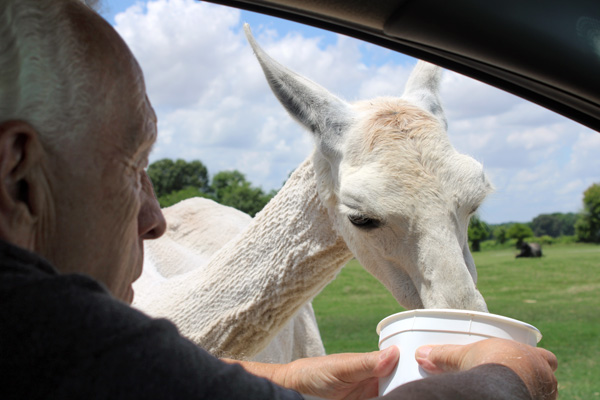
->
347, 214, 381, 229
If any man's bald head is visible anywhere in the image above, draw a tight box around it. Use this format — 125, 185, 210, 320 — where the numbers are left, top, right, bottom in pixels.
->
0, 0, 144, 155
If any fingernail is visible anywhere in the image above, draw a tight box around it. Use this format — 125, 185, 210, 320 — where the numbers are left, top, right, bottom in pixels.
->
380, 346, 396, 360
416, 345, 433, 359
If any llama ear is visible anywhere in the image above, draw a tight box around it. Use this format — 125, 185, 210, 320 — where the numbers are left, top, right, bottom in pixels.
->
402, 61, 448, 130
244, 24, 353, 157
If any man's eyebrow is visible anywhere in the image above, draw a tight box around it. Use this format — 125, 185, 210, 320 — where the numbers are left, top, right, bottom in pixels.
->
145, 123, 158, 153
130, 111, 157, 152
137, 134, 155, 163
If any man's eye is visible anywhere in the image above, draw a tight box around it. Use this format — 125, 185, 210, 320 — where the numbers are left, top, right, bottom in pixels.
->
348, 214, 381, 229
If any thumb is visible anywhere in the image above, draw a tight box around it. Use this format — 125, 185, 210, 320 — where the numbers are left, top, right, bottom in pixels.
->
339, 346, 400, 382
372, 345, 400, 378
415, 344, 466, 374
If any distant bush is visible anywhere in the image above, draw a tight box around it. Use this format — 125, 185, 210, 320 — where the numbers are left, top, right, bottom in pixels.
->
555, 235, 578, 244
480, 239, 517, 251
537, 235, 554, 245
478, 236, 577, 251
480, 240, 500, 251
505, 238, 519, 248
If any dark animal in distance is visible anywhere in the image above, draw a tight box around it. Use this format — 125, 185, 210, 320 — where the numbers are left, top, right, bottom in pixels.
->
516, 242, 542, 258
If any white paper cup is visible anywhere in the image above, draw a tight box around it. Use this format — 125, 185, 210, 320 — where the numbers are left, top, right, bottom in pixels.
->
377, 309, 542, 396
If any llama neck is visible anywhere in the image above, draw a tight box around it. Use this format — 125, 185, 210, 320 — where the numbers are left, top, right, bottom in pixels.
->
150, 156, 353, 358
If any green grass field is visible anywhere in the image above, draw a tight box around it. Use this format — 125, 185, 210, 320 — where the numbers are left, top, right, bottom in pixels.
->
312, 243, 600, 400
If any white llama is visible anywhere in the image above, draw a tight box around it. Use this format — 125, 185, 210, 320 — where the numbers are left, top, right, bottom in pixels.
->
133, 24, 493, 362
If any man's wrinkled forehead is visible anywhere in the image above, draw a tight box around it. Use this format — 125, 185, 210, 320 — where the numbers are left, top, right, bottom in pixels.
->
113, 83, 157, 159
69, 1, 156, 153
120, 58, 156, 154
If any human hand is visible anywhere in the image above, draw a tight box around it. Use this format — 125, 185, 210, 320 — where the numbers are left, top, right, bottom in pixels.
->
415, 338, 558, 400
274, 346, 399, 400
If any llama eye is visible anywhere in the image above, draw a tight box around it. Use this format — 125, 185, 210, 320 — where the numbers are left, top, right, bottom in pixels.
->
348, 214, 380, 229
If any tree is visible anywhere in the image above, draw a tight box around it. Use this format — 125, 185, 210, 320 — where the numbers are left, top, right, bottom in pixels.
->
211, 170, 274, 217
506, 223, 534, 248
211, 170, 247, 193
556, 213, 578, 236
468, 215, 489, 252
531, 214, 561, 237
493, 226, 508, 244
531, 212, 578, 237
147, 159, 210, 198
146, 158, 277, 215
575, 183, 600, 243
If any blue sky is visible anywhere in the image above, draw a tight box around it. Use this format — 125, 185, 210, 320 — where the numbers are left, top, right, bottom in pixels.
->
97, 0, 600, 224
101, 0, 415, 66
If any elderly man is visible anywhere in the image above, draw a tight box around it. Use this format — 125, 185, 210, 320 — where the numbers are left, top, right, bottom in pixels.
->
0, 0, 557, 399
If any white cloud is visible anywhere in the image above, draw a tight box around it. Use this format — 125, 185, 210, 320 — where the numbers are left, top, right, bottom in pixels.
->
442, 72, 518, 120
356, 63, 413, 99
568, 131, 600, 176
115, 0, 243, 109
112, 0, 599, 223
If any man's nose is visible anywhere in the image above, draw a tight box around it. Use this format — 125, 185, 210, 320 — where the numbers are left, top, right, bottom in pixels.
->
139, 172, 167, 240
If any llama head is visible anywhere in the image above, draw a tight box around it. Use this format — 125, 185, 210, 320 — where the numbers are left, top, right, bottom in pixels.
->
245, 25, 492, 311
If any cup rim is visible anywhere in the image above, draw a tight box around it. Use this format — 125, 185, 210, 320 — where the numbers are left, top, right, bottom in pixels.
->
376, 309, 542, 342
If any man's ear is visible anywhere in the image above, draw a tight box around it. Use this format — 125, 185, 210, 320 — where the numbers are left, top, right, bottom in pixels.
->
0, 120, 46, 249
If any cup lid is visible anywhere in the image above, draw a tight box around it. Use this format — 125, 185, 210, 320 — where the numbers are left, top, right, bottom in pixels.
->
376, 309, 542, 343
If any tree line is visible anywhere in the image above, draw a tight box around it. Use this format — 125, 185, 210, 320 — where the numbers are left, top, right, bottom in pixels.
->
147, 158, 276, 217
468, 182, 600, 250
147, 158, 600, 246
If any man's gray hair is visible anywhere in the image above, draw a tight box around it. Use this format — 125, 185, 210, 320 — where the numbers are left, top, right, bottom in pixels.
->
82, 0, 103, 12
0, 0, 95, 151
